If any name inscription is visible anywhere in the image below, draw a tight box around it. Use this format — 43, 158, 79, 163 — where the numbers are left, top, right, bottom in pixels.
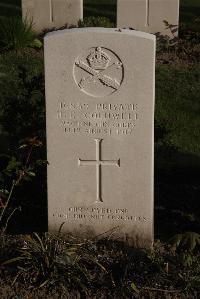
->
57, 102, 138, 136
53, 206, 147, 222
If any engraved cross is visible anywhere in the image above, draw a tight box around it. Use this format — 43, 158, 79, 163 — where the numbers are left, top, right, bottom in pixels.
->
145, 0, 150, 27
78, 139, 120, 203
49, 0, 54, 23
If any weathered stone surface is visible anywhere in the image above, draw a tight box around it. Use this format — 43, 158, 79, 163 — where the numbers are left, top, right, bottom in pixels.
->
117, 0, 179, 37
22, 0, 83, 32
45, 28, 155, 248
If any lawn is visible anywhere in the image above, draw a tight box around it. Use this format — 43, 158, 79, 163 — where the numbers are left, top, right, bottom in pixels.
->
0, 0, 200, 298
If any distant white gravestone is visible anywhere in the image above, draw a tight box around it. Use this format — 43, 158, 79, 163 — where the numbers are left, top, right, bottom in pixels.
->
117, 0, 180, 37
22, 0, 83, 32
45, 28, 155, 248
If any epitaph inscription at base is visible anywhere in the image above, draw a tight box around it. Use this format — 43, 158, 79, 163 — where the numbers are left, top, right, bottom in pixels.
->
45, 28, 155, 248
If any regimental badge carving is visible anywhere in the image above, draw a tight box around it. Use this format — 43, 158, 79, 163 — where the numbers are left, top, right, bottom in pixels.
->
73, 47, 124, 97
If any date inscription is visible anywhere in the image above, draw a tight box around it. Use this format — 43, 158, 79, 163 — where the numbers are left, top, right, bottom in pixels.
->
57, 102, 138, 136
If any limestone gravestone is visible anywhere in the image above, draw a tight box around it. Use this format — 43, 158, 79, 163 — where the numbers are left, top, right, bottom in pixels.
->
45, 28, 155, 248
22, 0, 83, 32
117, 0, 179, 37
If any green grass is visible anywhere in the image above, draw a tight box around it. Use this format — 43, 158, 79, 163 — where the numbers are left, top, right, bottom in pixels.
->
154, 65, 200, 239
0, 53, 199, 238
156, 65, 200, 156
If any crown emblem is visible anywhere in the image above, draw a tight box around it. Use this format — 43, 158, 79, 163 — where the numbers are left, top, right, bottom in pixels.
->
87, 47, 110, 70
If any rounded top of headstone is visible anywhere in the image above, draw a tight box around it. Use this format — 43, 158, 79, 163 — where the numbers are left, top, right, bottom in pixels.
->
44, 27, 156, 41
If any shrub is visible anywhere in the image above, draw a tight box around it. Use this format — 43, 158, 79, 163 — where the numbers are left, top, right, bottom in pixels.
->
0, 51, 45, 145
170, 231, 200, 267
0, 17, 42, 51
78, 16, 114, 28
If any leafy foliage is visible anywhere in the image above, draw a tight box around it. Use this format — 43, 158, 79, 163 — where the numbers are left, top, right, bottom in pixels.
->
0, 51, 45, 145
0, 17, 42, 51
0, 51, 46, 233
2, 232, 108, 295
156, 23, 200, 63
170, 232, 200, 266
0, 137, 45, 233
78, 16, 114, 28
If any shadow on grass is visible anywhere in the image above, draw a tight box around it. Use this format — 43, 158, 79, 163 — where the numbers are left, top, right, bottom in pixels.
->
155, 143, 200, 240
4, 142, 199, 240
6, 166, 48, 234
0, 140, 48, 234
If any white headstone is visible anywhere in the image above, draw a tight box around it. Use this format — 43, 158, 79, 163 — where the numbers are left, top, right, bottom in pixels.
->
22, 0, 83, 32
117, 0, 180, 37
45, 28, 155, 248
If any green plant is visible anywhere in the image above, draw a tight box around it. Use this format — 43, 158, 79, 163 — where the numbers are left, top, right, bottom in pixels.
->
1, 233, 200, 298
155, 18, 200, 63
2, 232, 107, 294
170, 232, 200, 267
0, 16, 42, 51
78, 16, 114, 28
0, 51, 45, 143
146, 240, 166, 272
0, 137, 44, 234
